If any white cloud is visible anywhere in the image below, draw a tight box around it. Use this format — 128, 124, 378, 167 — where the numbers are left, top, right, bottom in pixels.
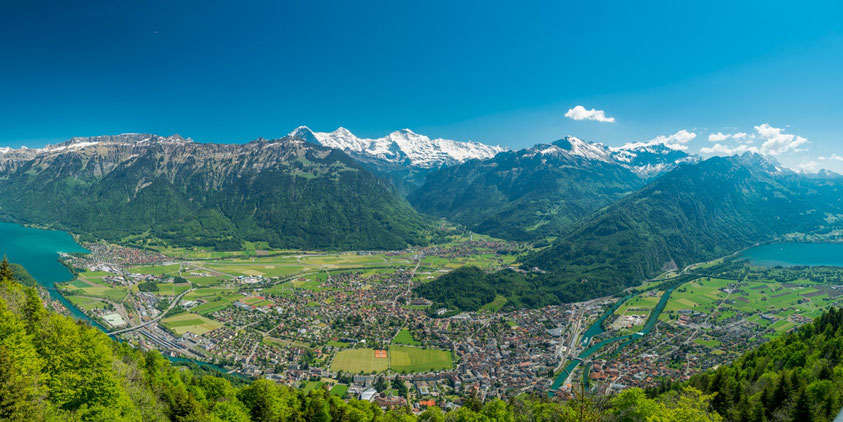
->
708, 131, 749, 142
564, 105, 615, 123
798, 161, 821, 173
699, 143, 759, 156
647, 129, 697, 150
615, 129, 697, 151
708, 132, 729, 142
819, 153, 843, 161
754, 123, 808, 155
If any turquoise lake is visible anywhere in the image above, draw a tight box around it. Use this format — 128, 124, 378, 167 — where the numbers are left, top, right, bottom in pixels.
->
0, 221, 99, 324
742, 242, 843, 267
0, 221, 248, 374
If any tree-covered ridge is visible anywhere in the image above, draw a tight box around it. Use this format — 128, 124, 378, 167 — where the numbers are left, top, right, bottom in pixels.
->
0, 135, 433, 251
677, 307, 843, 422
408, 139, 645, 241
521, 153, 843, 303
412, 266, 563, 312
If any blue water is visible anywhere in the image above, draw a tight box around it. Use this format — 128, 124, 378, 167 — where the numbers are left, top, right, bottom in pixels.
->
0, 221, 242, 376
743, 242, 843, 267
0, 222, 103, 325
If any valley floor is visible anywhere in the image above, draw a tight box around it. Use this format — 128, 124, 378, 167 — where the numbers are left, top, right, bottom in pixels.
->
46, 236, 843, 410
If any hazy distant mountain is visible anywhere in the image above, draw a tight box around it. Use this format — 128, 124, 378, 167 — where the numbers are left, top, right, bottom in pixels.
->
289, 126, 506, 193
0, 134, 432, 250
521, 152, 843, 301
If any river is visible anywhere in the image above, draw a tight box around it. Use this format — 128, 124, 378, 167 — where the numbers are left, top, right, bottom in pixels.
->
550, 282, 683, 394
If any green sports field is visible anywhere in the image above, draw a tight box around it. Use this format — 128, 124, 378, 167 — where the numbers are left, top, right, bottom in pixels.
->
389, 346, 453, 373
330, 348, 389, 373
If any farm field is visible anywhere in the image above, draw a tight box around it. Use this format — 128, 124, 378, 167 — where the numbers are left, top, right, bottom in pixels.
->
614, 293, 661, 316
59, 278, 129, 302
657, 276, 843, 329
189, 294, 243, 316
480, 294, 508, 312
128, 264, 182, 276
161, 312, 223, 335
66, 295, 108, 311
155, 283, 191, 297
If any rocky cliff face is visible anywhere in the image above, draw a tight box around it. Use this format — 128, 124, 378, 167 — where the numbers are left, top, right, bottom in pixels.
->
0, 134, 432, 250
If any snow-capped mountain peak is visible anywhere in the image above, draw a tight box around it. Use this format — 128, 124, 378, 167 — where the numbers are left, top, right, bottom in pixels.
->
552, 136, 614, 162
289, 126, 506, 168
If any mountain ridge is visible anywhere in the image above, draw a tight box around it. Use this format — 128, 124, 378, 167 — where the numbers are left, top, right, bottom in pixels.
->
0, 133, 433, 250
407, 136, 698, 240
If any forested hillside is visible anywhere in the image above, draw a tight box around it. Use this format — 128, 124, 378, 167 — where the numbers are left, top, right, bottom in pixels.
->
408, 138, 645, 241
657, 307, 843, 421
0, 134, 433, 251
521, 153, 843, 302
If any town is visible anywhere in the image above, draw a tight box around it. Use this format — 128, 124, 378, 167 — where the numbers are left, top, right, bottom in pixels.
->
46, 239, 843, 413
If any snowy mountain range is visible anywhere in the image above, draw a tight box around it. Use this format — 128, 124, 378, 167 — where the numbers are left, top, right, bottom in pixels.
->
289, 126, 506, 169
523, 135, 700, 179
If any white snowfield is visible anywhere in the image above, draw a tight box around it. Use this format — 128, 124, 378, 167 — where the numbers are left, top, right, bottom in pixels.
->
290, 126, 507, 168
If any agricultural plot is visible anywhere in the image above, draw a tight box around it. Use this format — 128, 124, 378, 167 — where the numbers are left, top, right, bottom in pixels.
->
659, 275, 843, 330
184, 276, 225, 287
155, 283, 191, 297
241, 296, 273, 307
302, 381, 324, 393
162, 312, 223, 335
659, 277, 731, 321
60, 278, 129, 302
480, 295, 508, 312
184, 287, 239, 300
129, 264, 182, 276
190, 294, 242, 316
615, 293, 661, 316
66, 295, 108, 311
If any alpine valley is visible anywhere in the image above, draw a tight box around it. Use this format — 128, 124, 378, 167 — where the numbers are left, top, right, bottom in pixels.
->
3, 128, 843, 422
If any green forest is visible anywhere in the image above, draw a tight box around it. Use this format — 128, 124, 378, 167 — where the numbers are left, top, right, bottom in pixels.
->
0, 142, 434, 251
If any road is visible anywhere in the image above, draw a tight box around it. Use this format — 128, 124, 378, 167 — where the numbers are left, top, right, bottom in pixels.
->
110, 287, 193, 335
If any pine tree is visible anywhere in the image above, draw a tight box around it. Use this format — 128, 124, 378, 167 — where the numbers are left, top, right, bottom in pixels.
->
0, 257, 13, 281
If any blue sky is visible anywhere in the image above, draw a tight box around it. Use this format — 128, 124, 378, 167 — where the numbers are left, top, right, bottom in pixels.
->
1, 1, 842, 171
